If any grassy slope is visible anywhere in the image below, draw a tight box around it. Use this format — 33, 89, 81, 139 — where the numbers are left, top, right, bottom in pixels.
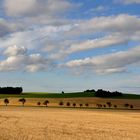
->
0, 92, 140, 99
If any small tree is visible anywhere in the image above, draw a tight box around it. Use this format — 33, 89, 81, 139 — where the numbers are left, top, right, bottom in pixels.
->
73, 103, 76, 107
130, 105, 133, 109
114, 105, 117, 108
124, 103, 129, 108
59, 101, 64, 106
85, 103, 89, 107
103, 105, 106, 108
106, 102, 112, 108
19, 98, 26, 106
43, 100, 49, 107
4, 98, 9, 106
79, 104, 83, 107
96, 104, 102, 108
37, 102, 41, 106
66, 102, 70, 107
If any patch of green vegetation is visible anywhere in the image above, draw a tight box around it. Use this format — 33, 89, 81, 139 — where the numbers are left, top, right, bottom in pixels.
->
0, 92, 140, 99
113, 94, 140, 99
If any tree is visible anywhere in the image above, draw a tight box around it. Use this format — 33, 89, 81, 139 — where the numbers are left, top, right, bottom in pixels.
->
19, 98, 26, 106
106, 102, 112, 108
59, 101, 64, 106
114, 105, 117, 108
62, 91, 64, 94
43, 100, 49, 107
130, 105, 133, 109
0, 87, 23, 94
37, 102, 41, 106
103, 105, 106, 108
66, 102, 70, 106
96, 104, 102, 108
4, 98, 9, 106
124, 103, 129, 108
79, 104, 83, 107
73, 103, 76, 107
85, 103, 89, 107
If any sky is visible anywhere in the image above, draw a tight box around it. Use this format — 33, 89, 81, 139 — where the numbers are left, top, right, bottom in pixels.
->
0, 0, 140, 93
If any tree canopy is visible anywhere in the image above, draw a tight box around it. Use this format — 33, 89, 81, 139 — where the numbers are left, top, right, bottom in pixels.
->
0, 87, 23, 94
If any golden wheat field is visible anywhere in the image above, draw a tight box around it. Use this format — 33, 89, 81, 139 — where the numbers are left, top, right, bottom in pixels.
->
0, 107, 140, 140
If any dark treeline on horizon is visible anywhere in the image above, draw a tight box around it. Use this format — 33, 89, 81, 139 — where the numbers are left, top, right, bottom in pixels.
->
0, 87, 23, 94
84, 89, 122, 97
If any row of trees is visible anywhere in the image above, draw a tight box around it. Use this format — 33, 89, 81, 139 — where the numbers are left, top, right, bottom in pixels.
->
2, 99, 134, 109
4, 98, 26, 106
59, 101, 89, 107
58, 101, 134, 109
3, 98, 50, 107
84, 89, 122, 97
0, 87, 23, 94
96, 102, 133, 109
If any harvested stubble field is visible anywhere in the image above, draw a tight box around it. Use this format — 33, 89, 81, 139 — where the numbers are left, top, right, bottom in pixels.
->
0, 107, 140, 140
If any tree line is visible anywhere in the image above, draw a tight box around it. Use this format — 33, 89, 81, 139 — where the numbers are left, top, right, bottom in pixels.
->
0, 87, 23, 94
84, 89, 122, 97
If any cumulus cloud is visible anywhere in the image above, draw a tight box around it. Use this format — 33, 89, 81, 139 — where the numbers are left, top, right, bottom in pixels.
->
64, 46, 140, 74
0, 46, 53, 72
4, 45, 27, 56
1, 0, 140, 77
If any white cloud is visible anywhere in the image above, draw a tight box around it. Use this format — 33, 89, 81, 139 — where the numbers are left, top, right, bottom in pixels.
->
0, 12, 140, 75
66, 35, 127, 54
0, 46, 53, 72
67, 14, 140, 36
64, 45, 140, 74
49, 14, 140, 58
0, 24, 74, 49
4, 0, 74, 17
4, 45, 27, 56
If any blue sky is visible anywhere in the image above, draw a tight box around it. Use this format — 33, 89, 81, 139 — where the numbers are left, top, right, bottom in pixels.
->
0, 0, 140, 93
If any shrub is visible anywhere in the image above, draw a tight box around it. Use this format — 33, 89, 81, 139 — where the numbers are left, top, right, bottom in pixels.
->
79, 104, 83, 107
103, 105, 106, 108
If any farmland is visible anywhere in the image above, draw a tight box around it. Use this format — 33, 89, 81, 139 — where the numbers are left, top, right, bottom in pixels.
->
0, 92, 140, 140
0, 92, 140, 109
0, 107, 140, 140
